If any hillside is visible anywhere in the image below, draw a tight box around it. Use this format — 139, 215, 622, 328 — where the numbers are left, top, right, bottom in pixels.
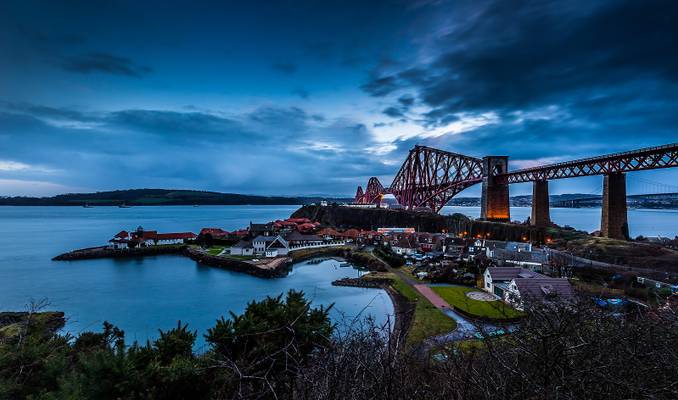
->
0, 189, 351, 206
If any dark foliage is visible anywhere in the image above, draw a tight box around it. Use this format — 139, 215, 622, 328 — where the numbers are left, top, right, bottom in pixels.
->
0, 189, 351, 206
374, 246, 405, 268
1, 293, 676, 399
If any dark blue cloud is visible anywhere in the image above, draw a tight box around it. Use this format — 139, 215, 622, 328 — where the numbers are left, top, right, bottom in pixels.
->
1, 0, 677, 196
271, 62, 297, 75
61, 52, 152, 77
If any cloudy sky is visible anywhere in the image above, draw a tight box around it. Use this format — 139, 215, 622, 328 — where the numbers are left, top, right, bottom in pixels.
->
1, 0, 677, 197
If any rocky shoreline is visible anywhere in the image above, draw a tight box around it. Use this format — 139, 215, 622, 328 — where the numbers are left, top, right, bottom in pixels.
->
331, 276, 414, 343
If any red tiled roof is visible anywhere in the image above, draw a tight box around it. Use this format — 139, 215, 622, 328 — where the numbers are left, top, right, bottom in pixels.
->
297, 223, 317, 233
287, 217, 311, 224
155, 232, 197, 240
114, 230, 128, 239
200, 228, 229, 237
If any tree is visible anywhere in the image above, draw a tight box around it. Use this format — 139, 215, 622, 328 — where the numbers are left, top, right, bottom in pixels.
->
205, 290, 333, 398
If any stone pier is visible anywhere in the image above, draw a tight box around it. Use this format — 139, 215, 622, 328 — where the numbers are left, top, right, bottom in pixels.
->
480, 156, 510, 221
530, 180, 550, 227
601, 172, 629, 240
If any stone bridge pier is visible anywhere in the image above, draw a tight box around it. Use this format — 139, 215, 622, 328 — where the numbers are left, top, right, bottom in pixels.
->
601, 172, 629, 240
530, 180, 551, 227
480, 156, 510, 221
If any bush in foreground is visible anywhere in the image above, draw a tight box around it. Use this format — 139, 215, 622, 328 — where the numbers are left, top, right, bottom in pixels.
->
1, 293, 676, 399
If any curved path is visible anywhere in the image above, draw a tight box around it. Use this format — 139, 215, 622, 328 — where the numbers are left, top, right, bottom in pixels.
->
368, 248, 513, 347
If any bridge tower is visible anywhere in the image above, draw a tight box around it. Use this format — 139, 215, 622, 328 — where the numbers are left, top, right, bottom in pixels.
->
530, 180, 551, 227
480, 156, 510, 221
601, 173, 629, 240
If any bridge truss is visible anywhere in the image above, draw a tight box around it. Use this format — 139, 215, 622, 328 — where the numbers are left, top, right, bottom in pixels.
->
499, 143, 678, 184
353, 142, 678, 214
355, 146, 483, 212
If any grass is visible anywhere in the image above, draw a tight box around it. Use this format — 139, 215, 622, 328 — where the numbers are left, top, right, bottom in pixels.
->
206, 246, 225, 256
387, 273, 457, 344
431, 286, 524, 319
0, 312, 64, 339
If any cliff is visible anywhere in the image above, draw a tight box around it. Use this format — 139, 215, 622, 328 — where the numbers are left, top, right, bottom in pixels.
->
291, 205, 548, 242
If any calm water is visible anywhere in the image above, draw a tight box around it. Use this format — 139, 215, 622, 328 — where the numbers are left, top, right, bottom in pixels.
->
442, 206, 678, 238
0, 206, 393, 349
2, 205, 676, 348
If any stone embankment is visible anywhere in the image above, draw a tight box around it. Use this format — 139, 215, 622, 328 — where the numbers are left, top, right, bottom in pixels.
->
331, 277, 392, 288
331, 276, 414, 343
52, 245, 185, 261
183, 247, 292, 278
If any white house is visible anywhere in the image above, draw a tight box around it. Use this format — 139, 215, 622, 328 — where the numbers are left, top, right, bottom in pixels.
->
483, 267, 541, 297
483, 267, 574, 310
108, 228, 196, 249
153, 232, 197, 245
503, 277, 575, 311
253, 235, 289, 256
108, 231, 130, 249
229, 240, 254, 256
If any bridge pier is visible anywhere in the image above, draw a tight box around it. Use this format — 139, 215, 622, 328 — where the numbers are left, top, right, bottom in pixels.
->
480, 156, 510, 221
530, 180, 551, 227
601, 172, 629, 240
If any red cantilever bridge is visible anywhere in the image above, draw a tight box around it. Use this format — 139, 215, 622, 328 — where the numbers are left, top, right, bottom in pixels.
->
354, 143, 678, 240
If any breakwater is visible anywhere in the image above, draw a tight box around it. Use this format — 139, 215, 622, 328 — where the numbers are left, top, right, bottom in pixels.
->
183, 247, 292, 278
332, 277, 392, 288
52, 245, 185, 261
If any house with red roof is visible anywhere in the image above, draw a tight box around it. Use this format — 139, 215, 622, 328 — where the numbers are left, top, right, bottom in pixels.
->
108, 226, 196, 249
199, 228, 229, 239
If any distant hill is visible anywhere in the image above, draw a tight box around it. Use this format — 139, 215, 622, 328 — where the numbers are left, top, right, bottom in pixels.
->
450, 194, 608, 207
0, 189, 352, 206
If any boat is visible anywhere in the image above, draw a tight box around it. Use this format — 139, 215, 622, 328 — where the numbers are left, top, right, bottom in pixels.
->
118, 203, 131, 208
82, 203, 93, 208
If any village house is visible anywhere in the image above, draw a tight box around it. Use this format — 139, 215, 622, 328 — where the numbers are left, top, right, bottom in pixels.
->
486, 241, 549, 271
284, 231, 324, 247
108, 231, 131, 249
483, 267, 541, 297
504, 277, 575, 311
252, 235, 289, 256
391, 235, 418, 256
416, 232, 444, 253
444, 237, 467, 259
108, 227, 196, 249
249, 222, 274, 237
229, 239, 254, 256
483, 267, 574, 310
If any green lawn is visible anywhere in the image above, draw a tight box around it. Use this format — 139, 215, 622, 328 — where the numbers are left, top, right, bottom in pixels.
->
206, 246, 225, 256
388, 274, 457, 344
431, 286, 524, 319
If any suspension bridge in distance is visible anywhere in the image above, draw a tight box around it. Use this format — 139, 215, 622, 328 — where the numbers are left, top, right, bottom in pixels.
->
551, 192, 678, 208
354, 143, 678, 240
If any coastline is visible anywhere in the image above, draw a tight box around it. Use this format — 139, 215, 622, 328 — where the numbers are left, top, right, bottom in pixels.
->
331, 277, 414, 343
